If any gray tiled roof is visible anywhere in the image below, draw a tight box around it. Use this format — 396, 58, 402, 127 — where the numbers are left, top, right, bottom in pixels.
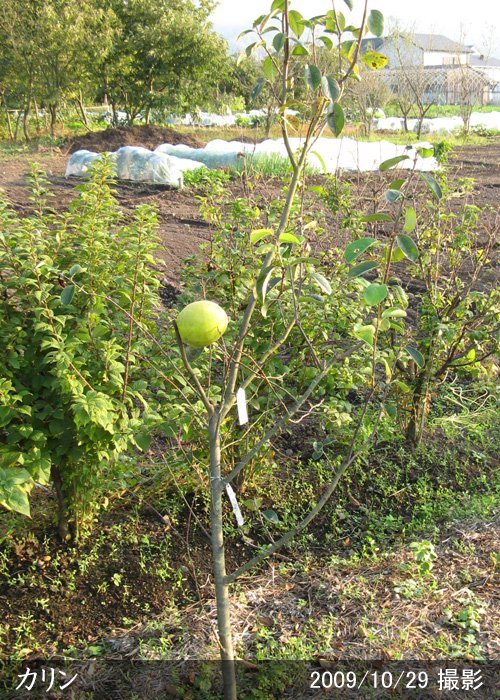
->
361, 33, 472, 54
408, 34, 472, 52
470, 54, 500, 67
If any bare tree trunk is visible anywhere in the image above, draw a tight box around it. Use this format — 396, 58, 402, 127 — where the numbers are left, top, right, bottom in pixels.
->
49, 103, 57, 138
77, 91, 90, 129
33, 97, 41, 133
14, 110, 21, 140
22, 99, 31, 141
265, 107, 274, 138
416, 117, 423, 138
406, 388, 427, 446
209, 412, 237, 700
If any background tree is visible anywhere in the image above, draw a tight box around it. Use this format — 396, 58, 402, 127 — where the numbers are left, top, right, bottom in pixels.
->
102, 0, 229, 123
35, 1, 116, 136
347, 64, 391, 134
388, 31, 437, 137
0, 0, 41, 140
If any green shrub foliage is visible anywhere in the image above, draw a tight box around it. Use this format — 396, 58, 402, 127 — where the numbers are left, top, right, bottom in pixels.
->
0, 159, 159, 538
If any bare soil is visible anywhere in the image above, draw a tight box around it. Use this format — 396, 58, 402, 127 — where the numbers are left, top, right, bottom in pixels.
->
66, 125, 203, 154
0, 134, 499, 289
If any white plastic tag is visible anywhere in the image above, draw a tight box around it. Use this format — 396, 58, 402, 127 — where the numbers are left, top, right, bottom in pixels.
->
225, 483, 244, 527
236, 387, 248, 425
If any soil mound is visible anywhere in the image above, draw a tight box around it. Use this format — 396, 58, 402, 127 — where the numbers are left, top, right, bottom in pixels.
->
66, 125, 203, 154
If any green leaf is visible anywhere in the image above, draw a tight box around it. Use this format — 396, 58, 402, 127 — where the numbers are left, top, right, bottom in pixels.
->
343, 0, 353, 9
417, 146, 434, 158
385, 402, 397, 418
361, 51, 388, 70
273, 32, 285, 53
382, 307, 407, 319
379, 155, 409, 171
363, 283, 388, 306
395, 380, 412, 394
319, 36, 334, 50
327, 103, 345, 136
326, 10, 346, 32
396, 234, 419, 262
404, 206, 417, 233
250, 228, 273, 245
237, 42, 258, 65
321, 75, 340, 102
406, 346, 425, 368
304, 64, 322, 91
420, 172, 442, 200
360, 213, 392, 222
354, 323, 375, 347
340, 39, 356, 59
367, 9, 384, 36
135, 432, 151, 451
3, 468, 32, 486
271, 0, 286, 11
256, 266, 275, 305
60, 285, 75, 305
263, 56, 278, 80
0, 451, 23, 469
262, 508, 280, 523
289, 10, 305, 37
6, 487, 31, 517
243, 497, 263, 511
279, 232, 303, 244
310, 272, 332, 295
348, 260, 378, 278
68, 264, 83, 278
253, 14, 267, 28
251, 78, 265, 102
392, 284, 408, 307
389, 178, 405, 190
292, 44, 309, 56
385, 189, 401, 203
344, 237, 378, 263
311, 150, 327, 174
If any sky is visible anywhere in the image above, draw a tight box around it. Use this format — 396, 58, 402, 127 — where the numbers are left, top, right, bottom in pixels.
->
210, 0, 500, 56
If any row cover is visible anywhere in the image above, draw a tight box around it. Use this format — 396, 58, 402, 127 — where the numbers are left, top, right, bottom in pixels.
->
156, 137, 438, 172
89, 108, 499, 133
374, 110, 500, 134
65, 146, 205, 187
66, 137, 439, 185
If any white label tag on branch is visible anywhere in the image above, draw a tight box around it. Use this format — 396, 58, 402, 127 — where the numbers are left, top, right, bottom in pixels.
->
236, 387, 248, 425
225, 483, 244, 527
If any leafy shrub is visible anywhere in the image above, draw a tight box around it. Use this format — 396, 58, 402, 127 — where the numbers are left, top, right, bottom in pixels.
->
0, 159, 160, 538
433, 139, 453, 165
182, 167, 232, 189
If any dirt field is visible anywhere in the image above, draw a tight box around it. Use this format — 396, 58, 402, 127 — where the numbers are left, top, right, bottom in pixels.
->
0, 132, 498, 289
1, 130, 498, 698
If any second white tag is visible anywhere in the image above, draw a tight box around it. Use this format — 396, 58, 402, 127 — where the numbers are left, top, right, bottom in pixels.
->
236, 387, 248, 425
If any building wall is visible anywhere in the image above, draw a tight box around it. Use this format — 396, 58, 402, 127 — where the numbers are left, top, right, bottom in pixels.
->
423, 50, 469, 66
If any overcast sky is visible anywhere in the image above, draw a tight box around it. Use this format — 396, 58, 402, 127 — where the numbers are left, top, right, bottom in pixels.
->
211, 0, 500, 56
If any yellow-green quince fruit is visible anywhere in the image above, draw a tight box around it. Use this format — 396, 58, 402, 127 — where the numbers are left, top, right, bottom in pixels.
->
176, 300, 228, 348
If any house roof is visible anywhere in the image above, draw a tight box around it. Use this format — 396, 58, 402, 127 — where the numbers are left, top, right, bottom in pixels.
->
361, 33, 473, 54
470, 54, 500, 67
408, 34, 472, 53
